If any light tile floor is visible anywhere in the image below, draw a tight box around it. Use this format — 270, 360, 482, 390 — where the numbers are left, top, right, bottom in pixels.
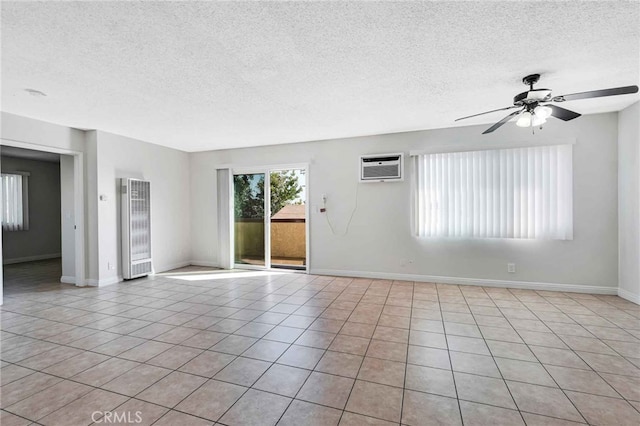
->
2, 260, 640, 425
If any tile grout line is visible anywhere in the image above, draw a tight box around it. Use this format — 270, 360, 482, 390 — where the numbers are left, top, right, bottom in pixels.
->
214, 276, 363, 425
501, 287, 592, 423
2, 274, 336, 424
464, 286, 527, 425
399, 280, 416, 426
2, 266, 639, 425
101, 275, 338, 425
287, 278, 375, 426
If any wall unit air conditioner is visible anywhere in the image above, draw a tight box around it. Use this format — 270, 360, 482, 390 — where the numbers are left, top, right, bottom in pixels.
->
359, 153, 404, 182
121, 178, 152, 279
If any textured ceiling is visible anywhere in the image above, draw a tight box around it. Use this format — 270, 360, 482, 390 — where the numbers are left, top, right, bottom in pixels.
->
2, 1, 638, 152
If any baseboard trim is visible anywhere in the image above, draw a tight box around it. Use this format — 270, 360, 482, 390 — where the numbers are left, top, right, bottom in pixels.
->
618, 288, 640, 304
60, 276, 76, 284
3, 253, 61, 265
189, 260, 220, 268
154, 261, 192, 274
86, 276, 123, 287
310, 269, 618, 295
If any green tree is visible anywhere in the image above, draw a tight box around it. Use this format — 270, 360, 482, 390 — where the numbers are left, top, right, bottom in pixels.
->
234, 174, 264, 219
266, 171, 303, 216
234, 171, 302, 219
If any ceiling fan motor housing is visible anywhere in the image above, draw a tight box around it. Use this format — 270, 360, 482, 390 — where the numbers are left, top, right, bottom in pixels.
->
514, 89, 553, 105
513, 74, 552, 105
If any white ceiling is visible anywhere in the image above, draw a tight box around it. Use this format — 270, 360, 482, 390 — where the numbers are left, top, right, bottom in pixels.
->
2, 1, 638, 152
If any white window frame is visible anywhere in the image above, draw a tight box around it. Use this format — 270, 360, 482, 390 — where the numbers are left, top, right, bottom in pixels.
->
412, 143, 573, 240
1, 171, 30, 231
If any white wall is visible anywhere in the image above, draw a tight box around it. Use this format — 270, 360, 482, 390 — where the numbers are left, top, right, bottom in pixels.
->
60, 155, 76, 282
85, 130, 99, 283
94, 130, 191, 284
1, 112, 86, 152
0, 110, 628, 297
1, 156, 61, 262
1, 113, 190, 291
191, 112, 619, 293
618, 102, 640, 303
1, 112, 88, 300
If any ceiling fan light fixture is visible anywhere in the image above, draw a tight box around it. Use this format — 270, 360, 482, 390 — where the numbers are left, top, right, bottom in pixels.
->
516, 112, 532, 127
532, 114, 546, 126
534, 105, 552, 119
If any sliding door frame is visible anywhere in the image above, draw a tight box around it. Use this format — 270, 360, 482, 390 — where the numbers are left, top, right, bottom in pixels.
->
230, 163, 309, 273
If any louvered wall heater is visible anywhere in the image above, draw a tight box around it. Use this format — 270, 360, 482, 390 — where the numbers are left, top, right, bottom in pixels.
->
121, 178, 152, 279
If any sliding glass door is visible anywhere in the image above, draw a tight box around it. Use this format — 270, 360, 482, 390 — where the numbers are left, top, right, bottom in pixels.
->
233, 173, 267, 267
233, 167, 307, 271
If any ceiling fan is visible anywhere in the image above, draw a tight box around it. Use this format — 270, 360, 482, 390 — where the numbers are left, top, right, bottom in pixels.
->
456, 74, 638, 134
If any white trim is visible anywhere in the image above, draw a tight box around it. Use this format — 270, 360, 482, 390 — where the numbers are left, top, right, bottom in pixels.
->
304, 165, 310, 273
618, 288, 640, 304
1, 138, 85, 287
310, 268, 618, 295
73, 152, 85, 286
153, 261, 191, 274
1, 138, 83, 155
409, 137, 576, 156
233, 263, 269, 271
230, 163, 310, 274
190, 260, 220, 268
60, 276, 76, 284
86, 275, 122, 287
265, 172, 272, 269
219, 162, 311, 172
2, 253, 61, 265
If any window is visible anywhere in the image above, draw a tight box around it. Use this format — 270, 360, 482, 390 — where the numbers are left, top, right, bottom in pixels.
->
1, 172, 30, 231
413, 144, 573, 239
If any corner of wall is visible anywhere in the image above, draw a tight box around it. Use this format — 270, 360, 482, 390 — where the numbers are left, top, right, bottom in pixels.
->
617, 101, 640, 305
618, 287, 640, 304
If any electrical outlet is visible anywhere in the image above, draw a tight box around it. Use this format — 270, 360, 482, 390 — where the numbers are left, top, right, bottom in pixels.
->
108, 262, 115, 271
507, 263, 516, 273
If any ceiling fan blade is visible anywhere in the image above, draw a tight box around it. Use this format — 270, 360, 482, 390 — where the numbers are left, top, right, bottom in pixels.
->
482, 110, 522, 134
547, 104, 581, 121
552, 85, 638, 102
455, 105, 520, 122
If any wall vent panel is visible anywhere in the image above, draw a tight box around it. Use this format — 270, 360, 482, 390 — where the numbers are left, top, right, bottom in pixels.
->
122, 178, 152, 279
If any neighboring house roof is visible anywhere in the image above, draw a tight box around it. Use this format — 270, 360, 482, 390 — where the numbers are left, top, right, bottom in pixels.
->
272, 204, 305, 220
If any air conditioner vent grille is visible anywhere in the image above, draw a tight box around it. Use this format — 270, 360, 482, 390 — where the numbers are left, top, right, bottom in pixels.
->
363, 165, 400, 179
359, 153, 404, 182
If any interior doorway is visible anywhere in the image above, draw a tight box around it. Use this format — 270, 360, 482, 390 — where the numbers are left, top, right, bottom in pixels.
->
0, 141, 85, 303
1, 147, 64, 293
233, 166, 307, 271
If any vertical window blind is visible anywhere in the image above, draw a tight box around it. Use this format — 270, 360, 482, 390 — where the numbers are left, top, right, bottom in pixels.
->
1, 172, 29, 231
413, 144, 573, 239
